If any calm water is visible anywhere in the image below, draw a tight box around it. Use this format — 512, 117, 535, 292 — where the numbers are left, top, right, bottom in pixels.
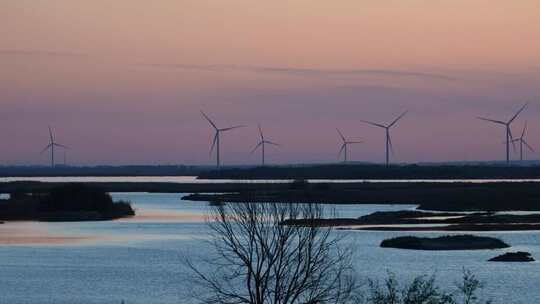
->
0, 193, 539, 303
2, 176, 540, 183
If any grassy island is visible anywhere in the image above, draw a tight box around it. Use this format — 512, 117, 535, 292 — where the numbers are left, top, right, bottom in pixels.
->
0, 184, 134, 221
489, 251, 535, 262
380, 235, 510, 250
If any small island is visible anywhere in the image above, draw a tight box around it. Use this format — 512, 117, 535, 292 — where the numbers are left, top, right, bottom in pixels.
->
0, 184, 135, 222
380, 235, 510, 250
488, 252, 535, 262
285, 209, 540, 231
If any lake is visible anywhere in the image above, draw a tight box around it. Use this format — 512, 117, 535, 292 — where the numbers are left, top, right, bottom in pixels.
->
1, 192, 539, 303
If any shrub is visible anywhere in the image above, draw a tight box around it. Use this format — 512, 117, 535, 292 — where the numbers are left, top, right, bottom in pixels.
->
364, 269, 490, 304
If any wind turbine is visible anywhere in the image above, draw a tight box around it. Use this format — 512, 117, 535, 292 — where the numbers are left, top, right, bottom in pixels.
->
251, 124, 280, 165
201, 111, 245, 168
336, 128, 362, 163
511, 122, 534, 161
40, 126, 68, 167
477, 103, 528, 163
360, 111, 407, 165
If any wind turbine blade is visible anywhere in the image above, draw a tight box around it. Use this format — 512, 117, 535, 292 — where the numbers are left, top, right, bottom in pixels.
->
250, 142, 263, 154
258, 124, 264, 141
54, 143, 69, 149
265, 140, 280, 146
347, 141, 363, 144
509, 102, 528, 124
476, 117, 506, 125
511, 142, 517, 153
508, 128, 517, 152
389, 110, 408, 128
201, 111, 218, 130
336, 128, 346, 142
48, 126, 54, 143
221, 125, 245, 132
209, 133, 218, 156
359, 119, 386, 128
338, 143, 345, 158
40, 144, 52, 154
521, 122, 528, 139
523, 140, 535, 152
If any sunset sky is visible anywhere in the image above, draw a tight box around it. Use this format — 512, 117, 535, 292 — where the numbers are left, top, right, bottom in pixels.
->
2, 0, 540, 165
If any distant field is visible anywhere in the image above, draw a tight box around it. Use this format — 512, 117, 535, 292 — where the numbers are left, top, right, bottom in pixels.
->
198, 164, 540, 180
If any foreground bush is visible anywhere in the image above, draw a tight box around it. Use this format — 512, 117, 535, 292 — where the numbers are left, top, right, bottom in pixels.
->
364, 270, 490, 304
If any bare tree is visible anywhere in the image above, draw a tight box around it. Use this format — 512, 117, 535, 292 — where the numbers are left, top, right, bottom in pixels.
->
186, 202, 357, 304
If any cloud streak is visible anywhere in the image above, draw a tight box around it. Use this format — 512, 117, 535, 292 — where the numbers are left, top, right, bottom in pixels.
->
148, 64, 458, 81
0, 49, 86, 57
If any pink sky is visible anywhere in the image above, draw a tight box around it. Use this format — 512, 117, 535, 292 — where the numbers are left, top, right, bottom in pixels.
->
1, 0, 540, 165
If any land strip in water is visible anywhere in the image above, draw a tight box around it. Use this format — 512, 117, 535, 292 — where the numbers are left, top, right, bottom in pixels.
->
286, 210, 540, 231
182, 181, 540, 212
3, 181, 540, 212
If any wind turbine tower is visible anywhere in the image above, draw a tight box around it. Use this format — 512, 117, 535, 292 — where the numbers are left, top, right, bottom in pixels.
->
336, 128, 362, 163
477, 103, 528, 163
201, 111, 245, 168
251, 124, 280, 165
360, 111, 407, 165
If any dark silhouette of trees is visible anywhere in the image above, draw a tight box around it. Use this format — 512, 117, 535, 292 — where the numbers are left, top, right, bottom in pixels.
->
0, 184, 134, 221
